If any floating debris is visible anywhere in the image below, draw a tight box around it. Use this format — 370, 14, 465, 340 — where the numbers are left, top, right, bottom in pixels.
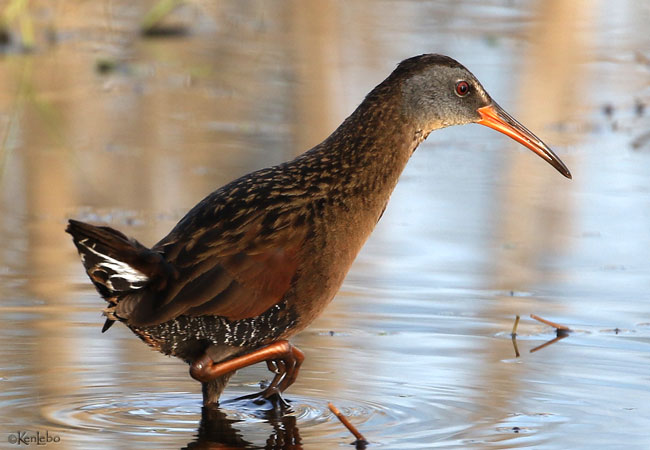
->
95, 58, 118, 75
635, 99, 645, 117
602, 103, 614, 118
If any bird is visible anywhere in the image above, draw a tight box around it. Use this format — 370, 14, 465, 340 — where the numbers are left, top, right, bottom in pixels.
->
66, 54, 571, 406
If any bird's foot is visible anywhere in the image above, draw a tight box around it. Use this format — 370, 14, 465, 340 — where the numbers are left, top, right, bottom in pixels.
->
260, 344, 304, 399
190, 340, 305, 396
228, 389, 291, 410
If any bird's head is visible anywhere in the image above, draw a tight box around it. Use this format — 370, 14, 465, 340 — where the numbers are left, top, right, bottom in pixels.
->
396, 54, 571, 179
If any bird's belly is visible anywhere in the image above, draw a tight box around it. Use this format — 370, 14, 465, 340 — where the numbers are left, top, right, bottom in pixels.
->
283, 208, 378, 333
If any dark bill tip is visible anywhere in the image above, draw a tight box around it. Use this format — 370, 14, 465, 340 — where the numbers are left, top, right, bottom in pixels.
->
477, 104, 572, 179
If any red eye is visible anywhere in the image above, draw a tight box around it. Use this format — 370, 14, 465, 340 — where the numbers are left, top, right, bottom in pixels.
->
455, 81, 470, 97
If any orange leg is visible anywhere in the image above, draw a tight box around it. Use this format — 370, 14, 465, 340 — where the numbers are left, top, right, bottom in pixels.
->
190, 340, 305, 398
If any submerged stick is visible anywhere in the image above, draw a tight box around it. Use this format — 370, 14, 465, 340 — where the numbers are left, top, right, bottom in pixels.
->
530, 314, 571, 332
328, 402, 368, 446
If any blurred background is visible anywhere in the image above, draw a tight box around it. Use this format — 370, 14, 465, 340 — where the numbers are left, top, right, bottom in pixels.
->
0, 1, 649, 448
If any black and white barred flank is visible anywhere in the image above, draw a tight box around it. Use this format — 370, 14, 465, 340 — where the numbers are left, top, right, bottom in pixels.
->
131, 300, 299, 359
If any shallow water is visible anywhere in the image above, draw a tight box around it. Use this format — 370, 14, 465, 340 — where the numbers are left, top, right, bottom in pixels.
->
1, 1, 649, 448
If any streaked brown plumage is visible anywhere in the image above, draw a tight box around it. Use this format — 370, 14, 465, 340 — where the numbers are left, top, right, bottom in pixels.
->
67, 54, 571, 405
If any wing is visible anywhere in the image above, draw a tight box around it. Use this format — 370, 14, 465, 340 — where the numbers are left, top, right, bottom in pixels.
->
116, 207, 309, 327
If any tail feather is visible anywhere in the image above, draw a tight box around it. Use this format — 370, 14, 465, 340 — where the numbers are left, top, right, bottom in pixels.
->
102, 317, 116, 333
66, 219, 176, 302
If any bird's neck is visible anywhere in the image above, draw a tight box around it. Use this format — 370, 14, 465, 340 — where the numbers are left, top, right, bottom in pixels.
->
276, 91, 428, 321
296, 88, 427, 211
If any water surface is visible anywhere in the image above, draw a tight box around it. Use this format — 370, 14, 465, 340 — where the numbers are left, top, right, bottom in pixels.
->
1, 1, 649, 448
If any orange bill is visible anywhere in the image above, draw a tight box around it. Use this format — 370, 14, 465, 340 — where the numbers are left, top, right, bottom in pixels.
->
477, 103, 571, 179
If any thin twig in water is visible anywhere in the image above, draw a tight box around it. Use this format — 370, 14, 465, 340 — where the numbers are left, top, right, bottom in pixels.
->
511, 315, 520, 337
511, 315, 521, 357
530, 314, 571, 332
328, 402, 368, 447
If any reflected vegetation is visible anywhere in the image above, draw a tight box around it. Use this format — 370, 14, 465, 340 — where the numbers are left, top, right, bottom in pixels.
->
1, 1, 650, 449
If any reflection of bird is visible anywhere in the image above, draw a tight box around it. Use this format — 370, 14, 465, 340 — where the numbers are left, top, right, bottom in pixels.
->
67, 54, 571, 405
183, 404, 302, 449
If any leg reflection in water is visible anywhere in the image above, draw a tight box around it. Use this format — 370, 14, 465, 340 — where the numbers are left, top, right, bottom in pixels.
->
185, 398, 302, 450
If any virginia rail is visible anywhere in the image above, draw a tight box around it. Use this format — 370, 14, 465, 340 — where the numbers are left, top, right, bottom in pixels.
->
67, 54, 571, 405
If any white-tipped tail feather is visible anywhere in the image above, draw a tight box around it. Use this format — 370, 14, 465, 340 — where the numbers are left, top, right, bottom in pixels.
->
66, 219, 171, 300
77, 238, 150, 292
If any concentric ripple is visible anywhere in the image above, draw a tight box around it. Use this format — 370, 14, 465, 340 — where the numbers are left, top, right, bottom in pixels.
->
12, 379, 477, 449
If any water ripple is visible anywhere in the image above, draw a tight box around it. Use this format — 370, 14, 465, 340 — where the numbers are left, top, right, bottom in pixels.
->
23, 381, 477, 448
